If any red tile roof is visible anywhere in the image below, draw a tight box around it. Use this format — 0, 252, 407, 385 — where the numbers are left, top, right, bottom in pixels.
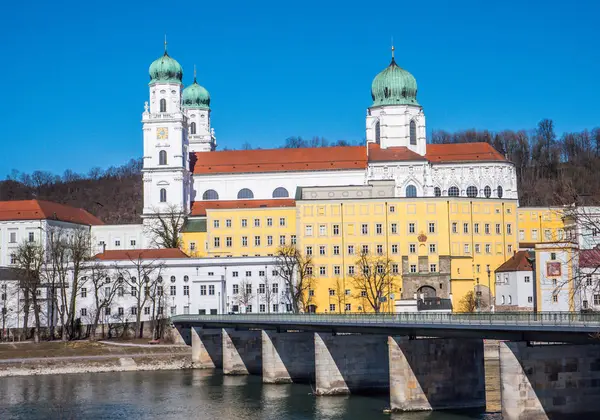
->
579, 249, 600, 268
94, 248, 189, 261
495, 251, 534, 273
191, 147, 367, 175
425, 143, 507, 163
190, 199, 296, 217
367, 143, 427, 162
0, 200, 103, 225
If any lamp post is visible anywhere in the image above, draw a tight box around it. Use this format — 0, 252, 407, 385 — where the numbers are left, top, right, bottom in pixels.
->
486, 265, 492, 312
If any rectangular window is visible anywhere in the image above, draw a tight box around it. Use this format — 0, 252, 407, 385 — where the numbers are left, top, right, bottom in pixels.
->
267, 235, 273, 246
519, 230, 525, 241
272, 304, 279, 313
348, 265, 355, 275
361, 224, 368, 235
214, 237, 220, 248
391, 223, 398, 234
391, 244, 398, 254
409, 223, 416, 234
594, 295, 600, 306
485, 244, 491, 254
232, 284, 239, 294
507, 224, 512, 235
464, 244, 470, 254
474, 223, 479, 234
376, 223, 383, 234
259, 283, 265, 294
254, 236, 261, 246
28, 232, 34, 242
532, 229, 538, 240
131, 307, 138, 315
452, 222, 457, 234
528, 296, 533, 303
376, 244, 383, 255
267, 218, 273, 226
347, 245, 354, 255
319, 225, 327, 236
329, 304, 336, 312
319, 266, 326, 276
508, 244, 513, 254
334, 266, 341, 275
306, 266, 313, 276
362, 245, 369, 255
320, 245, 326, 256
272, 283, 278, 294
245, 271, 252, 277
226, 219, 232, 228
430, 264, 437, 273
475, 243, 481, 253
485, 224, 490, 234
115, 240, 121, 247
496, 224, 501, 235
305, 225, 313, 236
189, 242, 196, 251
552, 294, 558, 303
254, 218, 260, 227
130, 239, 136, 246
410, 264, 417, 273
392, 264, 399, 274
144, 307, 150, 315
81, 288, 87, 298
345, 303, 351, 311
9, 232, 16, 243
200, 285, 207, 295
170, 285, 176, 296
242, 236, 248, 247
306, 246, 313, 256
545, 229, 552, 241
463, 223, 469, 234
429, 243, 436, 254
131, 287, 137, 297
291, 235, 297, 245
428, 222, 435, 234
226, 237, 232, 247
105, 307, 111, 316
551, 252, 557, 260
389, 205, 395, 213
524, 276, 531, 283
409, 244, 416, 254
333, 245, 340, 255
333, 224, 340, 235
183, 285, 189, 296
118, 307, 124, 316
279, 218, 286, 227
213, 219, 220, 228
232, 271, 239, 277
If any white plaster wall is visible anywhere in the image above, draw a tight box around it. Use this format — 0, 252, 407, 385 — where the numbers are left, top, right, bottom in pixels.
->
538, 250, 571, 312
192, 170, 366, 202
90, 224, 146, 254
366, 105, 426, 155
185, 108, 214, 152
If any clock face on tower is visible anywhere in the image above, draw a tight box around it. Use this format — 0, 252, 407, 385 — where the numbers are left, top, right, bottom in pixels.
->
156, 127, 168, 140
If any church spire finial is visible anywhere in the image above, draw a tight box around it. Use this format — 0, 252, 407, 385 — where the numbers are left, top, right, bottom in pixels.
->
391, 37, 396, 64
164, 34, 168, 55
193, 64, 197, 83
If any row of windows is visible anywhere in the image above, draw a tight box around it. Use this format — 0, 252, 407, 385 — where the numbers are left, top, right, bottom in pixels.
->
301, 262, 436, 276
518, 228, 566, 241
98, 239, 137, 247
302, 222, 512, 237
213, 217, 287, 229
213, 235, 296, 248
451, 222, 512, 235
82, 306, 165, 317
300, 242, 512, 257
398, 185, 505, 198
232, 282, 284, 294
374, 120, 418, 145
232, 304, 294, 313
4, 231, 36, 244
202, 187, 290, 200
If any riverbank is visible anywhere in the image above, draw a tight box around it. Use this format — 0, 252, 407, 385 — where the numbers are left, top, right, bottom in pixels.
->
0, 340, 192, 377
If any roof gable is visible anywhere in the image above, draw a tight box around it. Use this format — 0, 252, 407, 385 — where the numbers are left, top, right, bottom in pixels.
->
190, 199, 296, 217
367, 143, 427, 162
0, 200, 103, 225
495, 251, 533, 273
94, 248, 189, 260
426, 143, 507, 163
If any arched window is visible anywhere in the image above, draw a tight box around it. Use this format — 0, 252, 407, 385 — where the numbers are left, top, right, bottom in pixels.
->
183, 275, 189, 282
484, 186, 492, 198
497, 185, 503, 198
202, 189, 219, 200
409, 120, 417, 145
375, 121, 381, 144
417, 285, 436, 298
508, 295, 512, 305
170, 276, 176, 283
160, 188, 167, 203
272, 187, 289, 198
157, 276, 163, 283
405, 185, 417, 198
160, 98, 166, 113
501, 295, 505, 305
237, 188, 254, 199
466, 186, 478, 198
190, 122, 196, 135
159, 150, 167, 165
434, 187, 441, 197
448, 186, 460, 197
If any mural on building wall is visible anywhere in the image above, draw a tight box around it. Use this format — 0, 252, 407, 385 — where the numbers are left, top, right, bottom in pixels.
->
546, 262, 561, 277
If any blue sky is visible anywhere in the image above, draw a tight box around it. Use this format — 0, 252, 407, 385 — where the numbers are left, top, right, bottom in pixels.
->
2, 0, 599, 177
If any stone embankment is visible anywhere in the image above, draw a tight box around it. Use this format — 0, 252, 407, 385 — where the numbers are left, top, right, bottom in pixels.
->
0, 340, 192, 377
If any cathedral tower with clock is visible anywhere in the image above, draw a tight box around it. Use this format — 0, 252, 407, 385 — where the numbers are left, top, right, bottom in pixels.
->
141, 44, 193, 220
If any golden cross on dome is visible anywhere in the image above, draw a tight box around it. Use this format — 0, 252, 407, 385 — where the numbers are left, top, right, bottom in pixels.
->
164, 34, 168, 53
194, 64, 197, 81
391, 36, 395, 60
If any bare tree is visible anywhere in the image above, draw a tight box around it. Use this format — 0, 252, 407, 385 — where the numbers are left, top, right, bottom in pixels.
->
148, 280, 169, 339
274, 245, 315, 313
350, 252, 397, 313
332, 276, 346, 313
235, 280, 255, 313
119, 254, 164, 338
13, 242, 45, 342
259, 271, 277, 313
144, 204, 186, 249
86, 262, 121, 340
457, 291, 478, 313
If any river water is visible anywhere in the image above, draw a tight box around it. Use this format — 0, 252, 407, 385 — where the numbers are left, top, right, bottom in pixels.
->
0, 370, 501, 420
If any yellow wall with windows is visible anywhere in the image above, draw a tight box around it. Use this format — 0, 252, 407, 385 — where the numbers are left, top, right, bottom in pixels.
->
181, 231, 208, 257
296, 198, 518, 313
517, 207, 565, 244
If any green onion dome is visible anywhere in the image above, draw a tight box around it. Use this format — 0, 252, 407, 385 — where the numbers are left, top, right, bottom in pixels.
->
149, 50, 183, 84
182, 77, 210, 109
371, 57, 419, 107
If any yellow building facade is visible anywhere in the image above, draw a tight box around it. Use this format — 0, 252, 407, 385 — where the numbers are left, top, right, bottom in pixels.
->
516, 207, 565, 245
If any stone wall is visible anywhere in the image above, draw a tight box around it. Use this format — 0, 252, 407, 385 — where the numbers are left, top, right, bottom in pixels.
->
500, 342, 600, 420
222, 329, 262, 375
314, 333, 389, 395
401, 256, 451, 299
389, 337, 485, 411
191, 328, 222, 368
262, 331, 315, 384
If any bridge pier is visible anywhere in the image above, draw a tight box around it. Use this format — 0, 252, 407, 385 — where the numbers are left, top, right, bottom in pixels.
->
388, 337, 485, 412
191, 327, 223, 369
500, 342, 600, 420
222, 328, 262, 375
314, 333, 389, 395
261, 330, 315, 384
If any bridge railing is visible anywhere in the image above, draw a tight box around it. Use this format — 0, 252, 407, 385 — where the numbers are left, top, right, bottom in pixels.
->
171, 312, 600, 327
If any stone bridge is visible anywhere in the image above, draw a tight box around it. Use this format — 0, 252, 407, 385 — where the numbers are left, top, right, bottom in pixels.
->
172, 313, 600, 419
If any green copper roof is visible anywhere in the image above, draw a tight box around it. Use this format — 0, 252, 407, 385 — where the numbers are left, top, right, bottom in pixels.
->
149, 50, 183, 84
182, 77, 210, 110
371, 57, 419, 107
182, 219, 206, 233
